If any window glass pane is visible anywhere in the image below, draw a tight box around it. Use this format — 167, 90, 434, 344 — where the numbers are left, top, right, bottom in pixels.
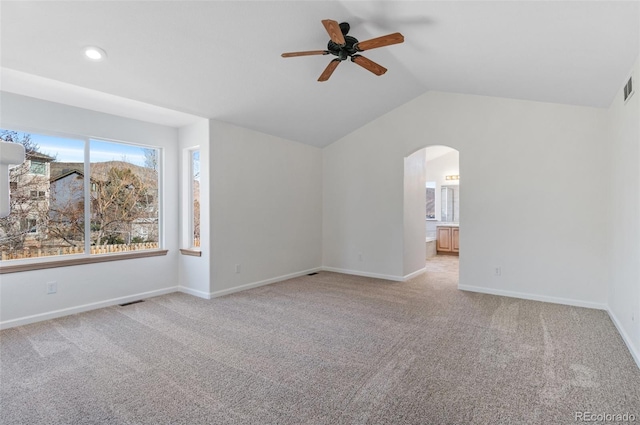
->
89, 140, 159, 253
426, 181, 436, 219
1, 129, 85, 261
30, 161, 46, 175
192, 150, 200, 248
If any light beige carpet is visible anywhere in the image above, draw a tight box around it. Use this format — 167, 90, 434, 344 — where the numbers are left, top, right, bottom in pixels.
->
1, 256, 639, 424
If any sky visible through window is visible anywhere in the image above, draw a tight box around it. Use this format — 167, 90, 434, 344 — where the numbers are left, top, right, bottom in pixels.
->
192, 150, 200, 181
24, 133, 149, 166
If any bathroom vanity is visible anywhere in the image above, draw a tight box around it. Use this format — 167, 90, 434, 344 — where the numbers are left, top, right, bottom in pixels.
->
436, 225, 459, 255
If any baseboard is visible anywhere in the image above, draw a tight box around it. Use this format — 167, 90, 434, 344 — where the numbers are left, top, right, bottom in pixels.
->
321, 266, 404, 282
0, 286, 180, 330
607, 308, 640, 370
458, 284, 607, 310
178, 286, 212, 299
208, 267, 323, 298
403, 267, 426, 281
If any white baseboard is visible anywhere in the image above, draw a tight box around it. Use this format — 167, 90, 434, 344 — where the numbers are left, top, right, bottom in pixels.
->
607, 308, 640, 370
321, 266, 404, 282
208, 267, 323, 298
403, 267, 426, 281
458, 284, 607, 310
0, 286, 180, 330
178, 286, 211, 299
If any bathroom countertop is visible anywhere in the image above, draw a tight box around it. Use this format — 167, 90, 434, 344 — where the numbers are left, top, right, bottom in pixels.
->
436, 223, 459, 227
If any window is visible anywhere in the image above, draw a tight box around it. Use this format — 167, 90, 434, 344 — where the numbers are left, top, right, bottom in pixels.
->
0, 128, 161, 263
426, 181, 436, 220
89, 140, 159, 249
29, 190, 46, 200
191, 149, 200, 248
20, 218, 37, 234
29, 161, 46, 175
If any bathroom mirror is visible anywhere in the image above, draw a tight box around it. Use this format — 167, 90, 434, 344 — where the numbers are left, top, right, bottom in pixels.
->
441, 185, 459, 222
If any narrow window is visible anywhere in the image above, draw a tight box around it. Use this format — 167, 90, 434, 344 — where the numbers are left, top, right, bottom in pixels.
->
425, 181, 436, 220
191, 149, 200, 248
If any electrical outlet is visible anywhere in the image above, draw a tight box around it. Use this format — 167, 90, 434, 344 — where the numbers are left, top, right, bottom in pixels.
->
358, 252, 363, 262
46, 281, 57, 294
494, 267, 501, 277
235, 264, 241, 274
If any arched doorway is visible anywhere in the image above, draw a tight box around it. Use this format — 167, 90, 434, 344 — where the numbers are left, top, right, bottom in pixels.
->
403, 145, 460, 279
425, 146, 460, 276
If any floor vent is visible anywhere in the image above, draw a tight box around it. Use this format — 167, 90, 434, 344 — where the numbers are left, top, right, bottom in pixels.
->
119, 300, 145, 307
307, 272, 319, 276
624, 76, 634, 102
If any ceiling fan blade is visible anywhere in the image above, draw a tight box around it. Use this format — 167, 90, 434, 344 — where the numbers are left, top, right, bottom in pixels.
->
318, 59, 341, 82
351, 55, 387, 76
355, 32, 404, 51
281, 50, 329, 58
322, 19, 346, 46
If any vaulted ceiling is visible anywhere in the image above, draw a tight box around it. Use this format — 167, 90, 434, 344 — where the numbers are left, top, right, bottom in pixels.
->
1, 1, 638, 147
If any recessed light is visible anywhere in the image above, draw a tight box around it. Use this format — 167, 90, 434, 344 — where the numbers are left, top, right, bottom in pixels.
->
83, 46, 107, 62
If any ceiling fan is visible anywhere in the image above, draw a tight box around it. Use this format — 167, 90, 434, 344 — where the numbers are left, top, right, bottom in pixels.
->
281, 20, 404, 82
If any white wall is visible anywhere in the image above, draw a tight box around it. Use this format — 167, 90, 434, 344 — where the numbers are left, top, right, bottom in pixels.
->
0, 92, 180, 327
209, 120, 322, 295
607, 57, 640, 365
323, 91, 609, 307
178, 119, 210, 298
403, 148, 426, 277
323, 132, 404, 279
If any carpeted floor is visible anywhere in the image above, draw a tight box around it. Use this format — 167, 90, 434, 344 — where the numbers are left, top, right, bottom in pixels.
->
1, 256, 639, 424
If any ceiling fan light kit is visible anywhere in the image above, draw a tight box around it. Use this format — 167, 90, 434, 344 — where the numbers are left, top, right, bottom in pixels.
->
281, 19, 404, 82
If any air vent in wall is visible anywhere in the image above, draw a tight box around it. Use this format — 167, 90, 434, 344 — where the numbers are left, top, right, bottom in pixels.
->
624, 76, 634, 102
119, 299, 145, 307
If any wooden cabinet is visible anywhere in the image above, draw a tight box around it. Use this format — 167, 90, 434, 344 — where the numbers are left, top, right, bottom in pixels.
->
452, 228, 459, 253
436, 226, 459, 255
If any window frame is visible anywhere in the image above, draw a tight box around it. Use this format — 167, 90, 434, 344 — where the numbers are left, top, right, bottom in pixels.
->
0, 126, 167, 273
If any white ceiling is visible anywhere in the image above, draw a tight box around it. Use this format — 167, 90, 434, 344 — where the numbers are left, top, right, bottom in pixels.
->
1, 1, 638, 148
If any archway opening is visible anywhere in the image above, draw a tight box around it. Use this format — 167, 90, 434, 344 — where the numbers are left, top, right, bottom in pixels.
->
403, 145, 460, 280
425, 145, 460, 276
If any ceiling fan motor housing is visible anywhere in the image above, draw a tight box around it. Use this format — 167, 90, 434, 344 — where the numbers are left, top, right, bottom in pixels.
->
328, 36, 359, 60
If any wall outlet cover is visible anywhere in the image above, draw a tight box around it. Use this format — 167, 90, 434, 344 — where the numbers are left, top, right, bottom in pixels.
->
46, 281, 57, 294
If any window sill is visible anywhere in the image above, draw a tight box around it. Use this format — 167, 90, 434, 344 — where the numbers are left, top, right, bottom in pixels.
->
179, 249, 202, 257
0, 250, 168, 274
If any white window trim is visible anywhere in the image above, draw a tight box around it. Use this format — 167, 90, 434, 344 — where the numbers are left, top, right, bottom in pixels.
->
180, 146, 200, 254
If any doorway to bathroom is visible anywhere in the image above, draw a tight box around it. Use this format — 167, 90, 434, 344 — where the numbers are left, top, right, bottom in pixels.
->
424, 146, 460, 267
